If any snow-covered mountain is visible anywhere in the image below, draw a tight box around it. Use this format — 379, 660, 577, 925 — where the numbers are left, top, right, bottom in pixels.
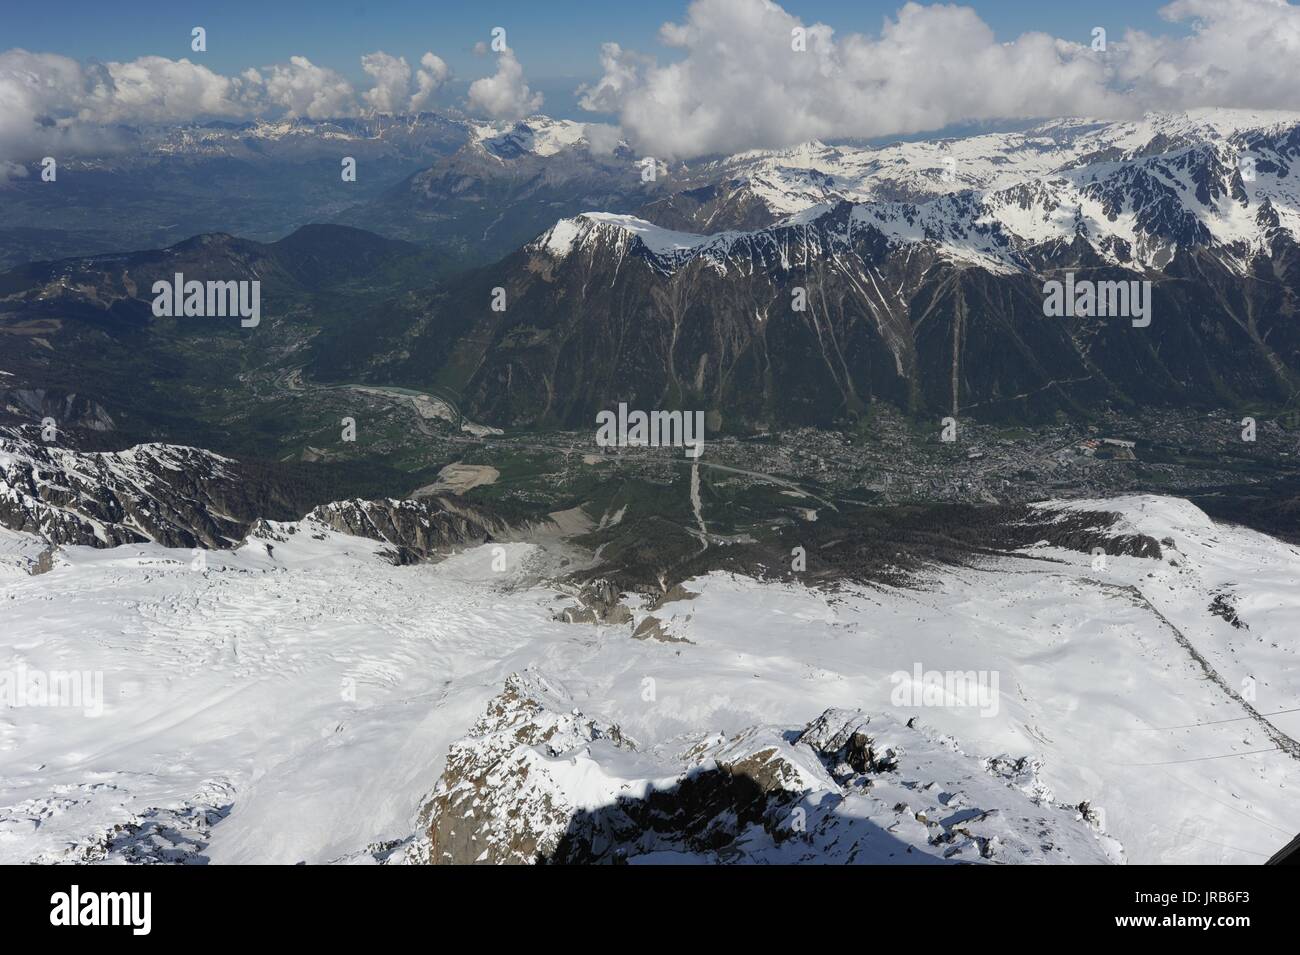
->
8, 110, 1298, 435
0, 429, 249, 549
2, 492, 1296, 864
371, 114, 655, 258
466, 116, 597, 160
642, 109, 1300, 238
552, 109, 1300, 274
61, 113, 469, 168
399, 109, 1300, 429
361, 107, 1300, 277
409, 673, 1121, 864
0, 428, 509, 556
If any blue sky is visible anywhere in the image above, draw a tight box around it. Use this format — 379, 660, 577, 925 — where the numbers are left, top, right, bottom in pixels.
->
3, 0, 1190, 87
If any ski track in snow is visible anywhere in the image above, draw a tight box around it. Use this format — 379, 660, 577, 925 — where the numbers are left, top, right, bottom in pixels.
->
1, 495, 1298, 864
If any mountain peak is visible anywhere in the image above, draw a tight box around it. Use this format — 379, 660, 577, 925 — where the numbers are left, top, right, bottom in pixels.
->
535, 212, 717, 261
470, 115, 590, 159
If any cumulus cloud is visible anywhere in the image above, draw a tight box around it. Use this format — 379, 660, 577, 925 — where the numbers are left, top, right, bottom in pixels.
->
0, 48, 349, 164
361, 50, 452, 114
88, 55, 250, 123
257, 55, 356, 119
360, 51, 412, 114
0, 50, 94, 160
577, 43, 655, 113
410, 52, 451, 111
468, 49, 543, 120
579, 0, 1300, 159
7, 0, 1299, 167
0, 46, 459, 164
0, 48, 253, 162
1120, 0, 1300, 109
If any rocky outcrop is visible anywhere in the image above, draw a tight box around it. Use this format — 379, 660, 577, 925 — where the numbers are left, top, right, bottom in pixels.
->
1, 389, 116, 432
0, 427, 519, 560
410, 673, 634, 865
630, 615, 692, 643
408, 675, 1123, 865
0, 428, 250, 548
307, 496, 507, 565
553, 578, 633, 624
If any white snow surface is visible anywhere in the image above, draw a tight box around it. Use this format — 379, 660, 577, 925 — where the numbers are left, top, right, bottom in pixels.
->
1, 494, 1298, 864
470, 115, 590, 159
535, 108, 1300, 275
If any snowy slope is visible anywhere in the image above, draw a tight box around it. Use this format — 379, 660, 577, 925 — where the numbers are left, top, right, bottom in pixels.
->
0, 430, 243, 548
541, 108, 1300, 275
701, 108, 1300, 211
468, 116, 593, 160
2, 493, 1296, 864
408, 673, 1120, 864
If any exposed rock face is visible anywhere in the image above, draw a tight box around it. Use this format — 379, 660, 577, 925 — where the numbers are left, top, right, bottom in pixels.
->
1268, 831, 1300, 865
1, 389, 116, 432
0, 428, 251, 548
553, 578, 633, 624
0, 427, 516, 560
630, 615, 692, 643
28, 544, 57, 576
411, 673, 634, 865
1023, 506, 1165, 560
307, 497, 508, 565
409, 675, 1122, 865
648, 583, 699, 610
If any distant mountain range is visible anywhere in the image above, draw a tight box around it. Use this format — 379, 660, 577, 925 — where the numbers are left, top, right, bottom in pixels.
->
0, 114, 467, 268
3, 108, 1300, 438
347, 115, 662, 260
341, 109, 1300, 428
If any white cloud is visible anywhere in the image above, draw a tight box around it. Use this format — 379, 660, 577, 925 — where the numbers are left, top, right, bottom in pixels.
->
0, 159, 29, 183
410, 52, 451, 112
360, 51, 412, 114
0, 48, 252, 162
467, 49, 543, 121
0, 48, 353, 164
0, 46, 460, 164
258, 55, 356, 119
577, 43, 655, 113
0, 50, 92, 161
88, 55, 249, 124
361, 50, 451, 114
360, 50, 452, 115
6, 0, 1300, 166
583, 122, 625, 155
1121, 0, 1300, 110
579, 0, 1300, 159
